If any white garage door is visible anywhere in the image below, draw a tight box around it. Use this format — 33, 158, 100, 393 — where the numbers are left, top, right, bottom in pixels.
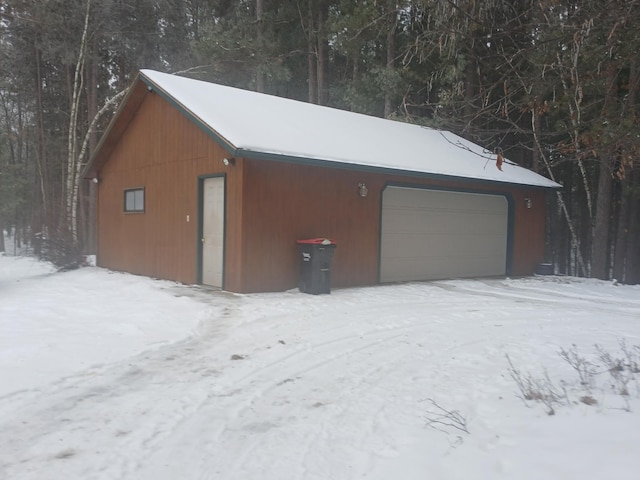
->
380, 186, 509, 282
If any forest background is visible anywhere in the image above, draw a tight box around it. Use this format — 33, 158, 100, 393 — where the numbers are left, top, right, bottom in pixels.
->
0, 0, 639, 282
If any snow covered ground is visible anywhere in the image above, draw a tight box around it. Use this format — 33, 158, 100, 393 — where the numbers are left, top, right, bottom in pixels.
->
1, 253, 640, 480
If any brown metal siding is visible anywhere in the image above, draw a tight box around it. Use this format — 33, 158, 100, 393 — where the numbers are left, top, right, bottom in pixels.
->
96, 90, 244, 288
239, 160, 548, 293
240, 160, 382, 292
510, 188, 547, 275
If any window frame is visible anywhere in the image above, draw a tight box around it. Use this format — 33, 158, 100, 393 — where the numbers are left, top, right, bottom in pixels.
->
124, 187, 145, 213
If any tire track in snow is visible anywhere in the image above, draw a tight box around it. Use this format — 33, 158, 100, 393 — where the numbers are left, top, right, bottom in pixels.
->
188, 291, 499, 479
213, 333, 415, 479
432, 280, 640, 317
133, 294, 452, 479
0, 295, 437, 480
0, 306, 236, 480
203, 330, 428, 480
176, 287, 544, 479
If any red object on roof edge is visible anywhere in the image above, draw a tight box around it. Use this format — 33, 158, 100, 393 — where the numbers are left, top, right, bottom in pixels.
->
296, 238, 336, 245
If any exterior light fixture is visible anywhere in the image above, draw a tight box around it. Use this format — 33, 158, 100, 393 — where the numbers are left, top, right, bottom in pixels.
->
91, 177, 100, 184
524, 197, 532, 209
223, 157, 235, 166
358, 182, 368, 197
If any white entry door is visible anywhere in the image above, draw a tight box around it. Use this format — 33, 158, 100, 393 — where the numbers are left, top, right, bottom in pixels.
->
202, 176, 225, 287
380, 186, 509, 283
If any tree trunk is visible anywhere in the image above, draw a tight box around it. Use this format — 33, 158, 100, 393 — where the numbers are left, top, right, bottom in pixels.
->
316, 0, 329, 106
464, 52, 475, 130
307, 0, 317, 104
86, 43, 99, 253
33, 39, 48, 254
384, 0, 396, 118
531, 99, 541, 173
591, 155, 614, 279
624, 169, 640, 284
591, 61, 618, 280
0, 216, 5, 253
612, 180, 629, 281
256, 0, 265, 93
66, 0, 92, 244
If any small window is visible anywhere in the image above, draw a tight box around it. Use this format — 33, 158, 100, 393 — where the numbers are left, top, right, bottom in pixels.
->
124, 188, 145, 213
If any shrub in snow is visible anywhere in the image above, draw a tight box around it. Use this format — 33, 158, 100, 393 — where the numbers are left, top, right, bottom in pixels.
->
507, 340, 640, 415
506, 354, 563, 415
36, 228, 84, 271
558, 344, 597, 392
423, 398, 469, 435
595, 340, 640, 411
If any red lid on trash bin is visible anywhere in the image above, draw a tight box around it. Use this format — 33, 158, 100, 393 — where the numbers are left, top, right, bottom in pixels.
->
296, 238, 336, 245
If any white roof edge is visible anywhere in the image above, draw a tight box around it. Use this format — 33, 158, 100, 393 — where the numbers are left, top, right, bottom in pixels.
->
139, 69, 561, 189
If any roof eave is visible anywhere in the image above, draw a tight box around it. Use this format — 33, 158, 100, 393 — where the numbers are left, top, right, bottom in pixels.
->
83, 73, 148, 179
235, 148, 562, 190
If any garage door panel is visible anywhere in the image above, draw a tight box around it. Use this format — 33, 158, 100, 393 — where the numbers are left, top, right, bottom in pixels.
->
384, 232, 505, 255
384, 209, 506, 235
381, 253, 506, 283
380, 187, 509, 282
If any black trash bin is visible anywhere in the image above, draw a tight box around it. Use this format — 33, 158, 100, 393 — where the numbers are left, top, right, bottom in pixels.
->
296, 238, 337, 294
535, 263, 554, 275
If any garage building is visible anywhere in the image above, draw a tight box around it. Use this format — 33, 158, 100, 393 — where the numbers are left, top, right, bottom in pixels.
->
85, 70, 560, 293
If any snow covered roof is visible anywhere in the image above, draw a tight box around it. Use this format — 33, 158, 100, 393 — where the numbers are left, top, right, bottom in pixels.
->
112, 69, 560, 188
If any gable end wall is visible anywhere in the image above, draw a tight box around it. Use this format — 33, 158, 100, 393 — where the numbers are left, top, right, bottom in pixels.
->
96, 90, 244, 290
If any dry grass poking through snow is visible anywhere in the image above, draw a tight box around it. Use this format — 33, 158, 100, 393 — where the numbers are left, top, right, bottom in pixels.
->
507, 340, 640, 415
